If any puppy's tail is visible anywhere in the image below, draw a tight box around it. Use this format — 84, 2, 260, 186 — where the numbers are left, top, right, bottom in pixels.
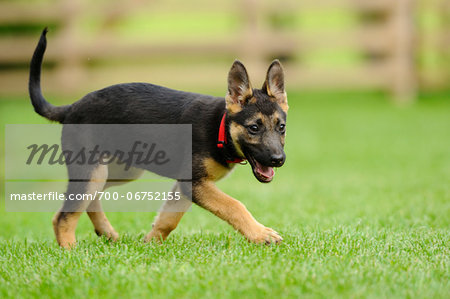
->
29, 27, 69, 123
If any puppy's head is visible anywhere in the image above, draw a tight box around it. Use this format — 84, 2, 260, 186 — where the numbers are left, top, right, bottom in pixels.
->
225, 60, 288, 183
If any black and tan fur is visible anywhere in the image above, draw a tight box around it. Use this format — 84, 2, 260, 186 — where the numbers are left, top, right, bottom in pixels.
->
29, 29, 288, 248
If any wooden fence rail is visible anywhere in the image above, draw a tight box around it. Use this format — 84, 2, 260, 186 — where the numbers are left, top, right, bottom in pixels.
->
0, 0, 448, 102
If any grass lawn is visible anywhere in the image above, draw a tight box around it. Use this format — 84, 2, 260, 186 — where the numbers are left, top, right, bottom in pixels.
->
0, 91, 449, 298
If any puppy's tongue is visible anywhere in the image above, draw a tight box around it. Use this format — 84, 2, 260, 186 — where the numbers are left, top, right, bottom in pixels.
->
254, 160, 274, 179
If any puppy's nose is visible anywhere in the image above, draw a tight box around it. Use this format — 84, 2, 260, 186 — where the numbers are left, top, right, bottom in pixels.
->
270, 154, 285, 166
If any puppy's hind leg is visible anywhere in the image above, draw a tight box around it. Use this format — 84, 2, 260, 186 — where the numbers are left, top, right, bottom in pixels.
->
86, 164, 145, 241
86, 199, 119, 241
53, 164, 108, 249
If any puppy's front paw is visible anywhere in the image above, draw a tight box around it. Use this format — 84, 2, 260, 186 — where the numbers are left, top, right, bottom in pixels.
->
245, 224, 283, 245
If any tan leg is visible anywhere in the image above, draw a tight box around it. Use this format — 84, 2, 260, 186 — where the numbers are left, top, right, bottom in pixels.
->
53, 164, 108, 249
194, 180, 282, 244
84, 164, 144, 241
144, 183, 192, 242
86, 199, 119, 241
52, 211, 83, 249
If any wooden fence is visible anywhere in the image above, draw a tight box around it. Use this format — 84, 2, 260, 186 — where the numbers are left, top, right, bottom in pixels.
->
0, 0, 448, 102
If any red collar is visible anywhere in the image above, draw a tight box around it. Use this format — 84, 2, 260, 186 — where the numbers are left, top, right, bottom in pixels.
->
217, 112, 245, 164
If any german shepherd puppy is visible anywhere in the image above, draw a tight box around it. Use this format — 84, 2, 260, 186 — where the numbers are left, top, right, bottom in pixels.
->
29, 28, 288, 248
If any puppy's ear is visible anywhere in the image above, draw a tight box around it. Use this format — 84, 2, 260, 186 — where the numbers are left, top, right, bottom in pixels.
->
226, 60, 253, 112
262, 59, 288, 111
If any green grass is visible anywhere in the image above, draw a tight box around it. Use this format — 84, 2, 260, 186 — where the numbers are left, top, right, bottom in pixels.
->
0, 91, 449, 298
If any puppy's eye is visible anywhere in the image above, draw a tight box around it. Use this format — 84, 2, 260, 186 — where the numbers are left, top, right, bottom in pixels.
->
248, 124, 259, 134
279, 124, 286, 133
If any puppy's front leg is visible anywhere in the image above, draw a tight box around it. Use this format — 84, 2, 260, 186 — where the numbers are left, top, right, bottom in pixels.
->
194, 180, 282, 244
144, 182, 192, 243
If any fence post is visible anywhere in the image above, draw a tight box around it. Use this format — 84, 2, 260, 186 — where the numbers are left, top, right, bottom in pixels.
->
391, 0, 416, 103
240, 0, 266, 81
56, 0, 84, 93
440, 0, 450, 87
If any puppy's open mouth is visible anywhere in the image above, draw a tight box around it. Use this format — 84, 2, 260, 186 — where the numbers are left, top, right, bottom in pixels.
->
247, 155, 275, 183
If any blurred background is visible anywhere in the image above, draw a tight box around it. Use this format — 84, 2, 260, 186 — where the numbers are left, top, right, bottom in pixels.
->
0, 0, 449, 102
